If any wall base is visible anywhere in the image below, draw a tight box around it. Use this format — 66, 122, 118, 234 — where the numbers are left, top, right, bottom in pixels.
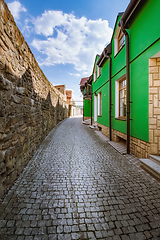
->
96, 123, 150, 158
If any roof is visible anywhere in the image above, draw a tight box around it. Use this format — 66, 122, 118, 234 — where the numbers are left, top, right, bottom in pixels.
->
80, 77, 89, 86
97, 43, 112, 67
119, 0, 142, 28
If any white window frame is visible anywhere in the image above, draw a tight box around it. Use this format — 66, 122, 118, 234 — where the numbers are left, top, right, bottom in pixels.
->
98, 92, 102, 116
114, 25, 125, 56
94, 95, 97, 122
115, 75, 126, 119
94, 66, 96, 82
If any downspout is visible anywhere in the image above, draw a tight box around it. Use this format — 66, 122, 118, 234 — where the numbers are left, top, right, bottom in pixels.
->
87, 83, 93, 125
119, 21, 130, 154
108, 56, 112, 141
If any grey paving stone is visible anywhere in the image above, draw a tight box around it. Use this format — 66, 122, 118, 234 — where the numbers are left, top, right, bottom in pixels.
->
0, 117, 160, 239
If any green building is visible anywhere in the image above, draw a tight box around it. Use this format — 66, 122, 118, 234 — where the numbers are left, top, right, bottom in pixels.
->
83, 0, 160, 159
80, 77, 92, 121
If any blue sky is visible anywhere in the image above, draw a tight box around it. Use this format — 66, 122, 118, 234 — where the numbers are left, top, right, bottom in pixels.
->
6, 0, 129, 106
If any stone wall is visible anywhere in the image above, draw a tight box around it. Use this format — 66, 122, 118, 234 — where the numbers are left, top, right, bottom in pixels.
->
149, 58, 160, 155
0, 0, 68, 199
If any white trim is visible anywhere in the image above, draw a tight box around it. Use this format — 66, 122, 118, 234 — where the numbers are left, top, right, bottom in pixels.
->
115, 81, 119, 118
94, 95, 97, 122
114, 25, 123, 56
98, 92, 101, 116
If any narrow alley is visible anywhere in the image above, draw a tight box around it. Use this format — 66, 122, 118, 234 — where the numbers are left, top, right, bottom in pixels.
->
0, 117, 160, 240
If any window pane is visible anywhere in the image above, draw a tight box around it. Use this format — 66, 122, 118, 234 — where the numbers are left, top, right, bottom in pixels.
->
120, 89, 124, 98
120, 98, 124, 107
119, 79, 126, 117
120, 81, 123, 88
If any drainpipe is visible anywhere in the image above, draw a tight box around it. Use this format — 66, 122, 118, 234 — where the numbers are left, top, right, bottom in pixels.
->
108, 56, 112, 141
119, 21, 130, 154
87, 83, 93, 126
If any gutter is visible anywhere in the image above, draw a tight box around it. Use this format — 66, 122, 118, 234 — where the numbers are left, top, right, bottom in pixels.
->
119, 0, 142, 28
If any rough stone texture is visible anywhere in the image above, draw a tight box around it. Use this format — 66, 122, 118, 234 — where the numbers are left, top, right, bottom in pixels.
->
0, 0, 68, 199
0, 117, 160, 240
149, 58, 160, 156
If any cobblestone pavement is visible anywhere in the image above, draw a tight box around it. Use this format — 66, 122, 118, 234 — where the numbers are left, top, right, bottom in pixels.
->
0, 117, 160, 240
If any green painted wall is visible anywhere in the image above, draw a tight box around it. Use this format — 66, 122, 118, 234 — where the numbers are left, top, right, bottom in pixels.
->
84, 99, 91, 117
91, 0, 160, 143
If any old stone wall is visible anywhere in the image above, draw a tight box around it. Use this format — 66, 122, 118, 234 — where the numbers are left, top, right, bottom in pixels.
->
0, 0, 68, 199
149, 57, 160, 155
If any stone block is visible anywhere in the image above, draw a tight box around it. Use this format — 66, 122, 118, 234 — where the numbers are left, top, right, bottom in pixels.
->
0, 74, 12, 90
149, 74, 153, 87
153, 94, 158, 107
5, 63, 15, 75
154, 130, 160, 137
150, 143, 158, 154
16, 87, 25, 95
11, 94, 22, 104
153, 80, 160, 87
0, 183, 4, 199
149, 118, 156, 125
154, 108, 160, 115
149, 66, 159, 74
0, 150, 6, 163
149, 58, 157, 67
149, 87, 158, 94
0, 162, 6, 174
153, 73, 159, 79
159, 138, 160, 150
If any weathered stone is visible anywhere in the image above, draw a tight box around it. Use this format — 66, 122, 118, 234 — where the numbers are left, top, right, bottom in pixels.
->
11, 94, 22, 104
0, 0, 68, 200
0, 150, 6, 163
15, 86, 25, 95
0, 183, 4, 199
0, 74, 12, 90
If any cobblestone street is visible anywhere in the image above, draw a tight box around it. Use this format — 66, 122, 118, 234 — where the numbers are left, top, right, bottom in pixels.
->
0, 117, 160, 240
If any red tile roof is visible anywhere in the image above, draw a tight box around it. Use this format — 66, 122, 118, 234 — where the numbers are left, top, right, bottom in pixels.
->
80, 77, 89, 86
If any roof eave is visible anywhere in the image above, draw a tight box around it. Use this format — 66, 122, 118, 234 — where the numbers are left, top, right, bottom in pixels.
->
119, 0, 142, 28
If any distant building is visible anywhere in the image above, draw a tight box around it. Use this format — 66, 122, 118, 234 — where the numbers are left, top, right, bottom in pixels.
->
66, 90, 74, 105
54, 85, 66, 95
80, 77, 92, 121
55, 87, 82, 117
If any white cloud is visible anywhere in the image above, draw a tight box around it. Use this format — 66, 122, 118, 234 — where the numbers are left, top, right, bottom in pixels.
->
7, 1, 27, 20
69, 73, 81, 77
31, 10, 113, 76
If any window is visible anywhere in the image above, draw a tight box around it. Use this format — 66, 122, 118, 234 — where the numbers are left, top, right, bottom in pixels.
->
98, 92, 102, 116
118, 30, 125, 52
119, 79, 126, 118
114, 26, 125, 56
115, 76, 126, 119
97, 65, 101, 79
94, 65, 101, 82
94, 66, 96, 82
